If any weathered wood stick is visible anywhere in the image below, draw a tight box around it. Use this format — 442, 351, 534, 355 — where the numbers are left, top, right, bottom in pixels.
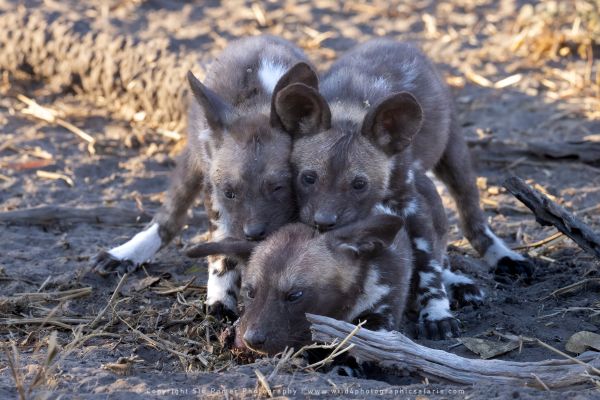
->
503, 176, 600, 259
0, 206, 206, 226
307, 314, 600, 389
0, 206, 152, 225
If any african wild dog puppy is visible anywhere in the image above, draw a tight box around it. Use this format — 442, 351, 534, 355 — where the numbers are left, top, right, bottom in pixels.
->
304, 39, 533, 276
188, 213, 413, 355
93, 35, 319, 320
271, 39, 525, 336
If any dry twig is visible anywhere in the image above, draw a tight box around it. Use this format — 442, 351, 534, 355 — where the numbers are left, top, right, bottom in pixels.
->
504, 176, 600, 259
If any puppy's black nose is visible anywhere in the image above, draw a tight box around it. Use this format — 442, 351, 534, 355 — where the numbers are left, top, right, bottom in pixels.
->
314, 211, 337, 230
244, 223, 267, 241
243, 329, 266, 349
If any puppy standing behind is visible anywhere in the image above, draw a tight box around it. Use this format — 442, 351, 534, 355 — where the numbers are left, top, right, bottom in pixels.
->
93, 35, 319, 320
188, 213, 413, 356
312, 39, 532, 275
272, 39, 518, 337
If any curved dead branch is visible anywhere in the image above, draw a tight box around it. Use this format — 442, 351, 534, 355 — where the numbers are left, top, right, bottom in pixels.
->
307, 313, 600, 389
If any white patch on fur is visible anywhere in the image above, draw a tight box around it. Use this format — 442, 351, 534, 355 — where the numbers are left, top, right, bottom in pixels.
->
419, 297, 452, 322
406, 169, 415, 184
419, 271, 436, 288
258, 59, 287, 94
197, 128, 211, 141
347, 269, 390, 321
402, 199, 418, 217
373, 203, 398, 216
329, 101, 367, 123
441, 269, 485, 303
483, 226, 525, 266
411, 160, 423, 171
429, 260, 443, 272
108, 223, 162, 265
414, 237, 430, 254
206, 258, 240, 311
441, 269, 474, 286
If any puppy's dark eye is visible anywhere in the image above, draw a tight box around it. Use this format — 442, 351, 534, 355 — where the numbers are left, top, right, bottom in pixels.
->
352, 177, 367, 191
286, 290, 303, 302
224, 190, 235, 199
301, 172, 317, 186
246, 288, 255, 299
272, 185, 283, 192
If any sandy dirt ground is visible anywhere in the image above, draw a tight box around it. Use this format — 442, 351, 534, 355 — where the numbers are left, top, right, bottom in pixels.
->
1, 0, 599, 398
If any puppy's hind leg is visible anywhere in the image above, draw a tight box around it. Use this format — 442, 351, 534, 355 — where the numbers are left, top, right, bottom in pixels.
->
433, 119, 534, 280
93, 148, 203, 275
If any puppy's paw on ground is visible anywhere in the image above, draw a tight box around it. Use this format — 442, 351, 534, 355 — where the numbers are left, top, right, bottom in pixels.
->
493, 256, 534, 283
92, 250, 137, 276
418, 317, 461, 340
449, 283, 485, 309
207, 301, 238, 323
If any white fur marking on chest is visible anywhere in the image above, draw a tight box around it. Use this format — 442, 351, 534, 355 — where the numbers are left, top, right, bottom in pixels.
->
406, 169, 415, 184
419, 271, 436, 288
373, 203, 398, 216
403, 199, 419, 217
347, 269, 390, 321
108, 223, 162, 265
483, 226, 525, 266
258, 59, 287, 94
414, 237, 430, 254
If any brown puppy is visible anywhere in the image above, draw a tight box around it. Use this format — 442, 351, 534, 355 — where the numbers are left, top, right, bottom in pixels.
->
93, 35, 318, 320
189, 213, 413, 355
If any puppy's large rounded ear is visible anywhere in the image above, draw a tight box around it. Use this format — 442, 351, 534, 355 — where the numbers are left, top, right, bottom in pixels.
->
328, 214, 404, 259
273, 83, 331, 136
270, 62, 324, 132
187, 71, 233, 134
273, 62, 319, 95
361, 92, 423, 156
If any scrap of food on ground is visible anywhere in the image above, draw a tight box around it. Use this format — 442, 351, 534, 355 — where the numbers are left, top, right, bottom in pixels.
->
0, 0, 599, 398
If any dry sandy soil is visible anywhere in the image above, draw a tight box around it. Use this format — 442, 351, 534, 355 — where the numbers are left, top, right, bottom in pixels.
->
1, 0, 599, 398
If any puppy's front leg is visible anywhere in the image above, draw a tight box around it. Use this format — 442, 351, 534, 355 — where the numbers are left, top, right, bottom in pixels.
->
93, 148, 203, 275
402, 195, 460, 340
205, 255, 241, 321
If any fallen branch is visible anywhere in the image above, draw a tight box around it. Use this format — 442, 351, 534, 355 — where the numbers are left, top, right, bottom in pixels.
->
0, 206, 207, 226
0, 206, 151, 225
307, 314, 600, 389
504, 177, 600, 260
